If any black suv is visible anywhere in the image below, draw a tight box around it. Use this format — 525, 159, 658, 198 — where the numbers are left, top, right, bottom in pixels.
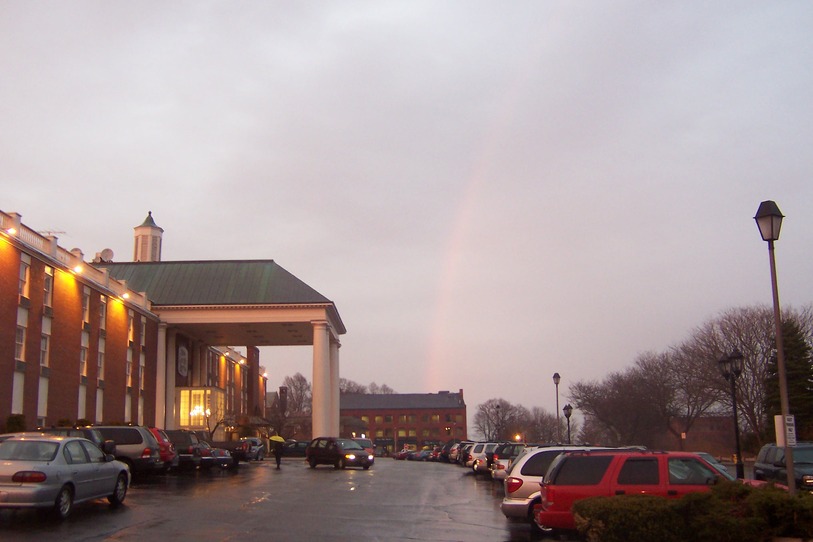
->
164, 429, 205, 470
306, 437, 373, 469
754, 442, 813, 492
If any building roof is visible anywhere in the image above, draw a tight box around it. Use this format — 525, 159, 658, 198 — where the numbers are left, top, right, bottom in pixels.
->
340, 391, 465, 410
97, 260, 332, 306
137, 211, 163, 231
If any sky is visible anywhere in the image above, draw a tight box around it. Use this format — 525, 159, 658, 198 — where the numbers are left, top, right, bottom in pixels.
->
2, 1, 813, 429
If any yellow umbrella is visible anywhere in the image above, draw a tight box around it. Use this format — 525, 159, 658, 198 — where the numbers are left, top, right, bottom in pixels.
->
270, 435, 285, 443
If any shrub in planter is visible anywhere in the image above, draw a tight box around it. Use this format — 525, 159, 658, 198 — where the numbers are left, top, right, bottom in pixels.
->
675, 484, 767, 542
574, 494, 684, 542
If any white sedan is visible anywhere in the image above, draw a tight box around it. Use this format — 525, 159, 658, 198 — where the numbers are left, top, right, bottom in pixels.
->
0, 435, 130, 519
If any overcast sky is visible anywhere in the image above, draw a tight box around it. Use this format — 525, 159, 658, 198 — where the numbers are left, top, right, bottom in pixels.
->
2, 1, 812, 427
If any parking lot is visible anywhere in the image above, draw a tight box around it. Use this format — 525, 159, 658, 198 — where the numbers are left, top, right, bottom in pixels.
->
0, 456, 563, 542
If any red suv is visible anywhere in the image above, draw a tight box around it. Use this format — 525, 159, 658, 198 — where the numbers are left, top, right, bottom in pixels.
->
534, 451, 721, 534
149, 427, 179, 471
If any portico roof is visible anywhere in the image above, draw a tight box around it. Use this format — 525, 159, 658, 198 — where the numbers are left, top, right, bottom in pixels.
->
96, 260, 345, 346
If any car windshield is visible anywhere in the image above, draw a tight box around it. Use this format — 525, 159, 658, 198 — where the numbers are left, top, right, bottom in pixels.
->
337, 439, 364, 450
794, 447, 813, 463
354, 439, 373, 448
0, 440, 59, 461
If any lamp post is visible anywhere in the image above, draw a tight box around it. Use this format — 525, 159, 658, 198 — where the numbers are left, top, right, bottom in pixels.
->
553, 373, 561, 442
563, 404, 573, 444
755, 200, 796, 495
718, 350, 745, 479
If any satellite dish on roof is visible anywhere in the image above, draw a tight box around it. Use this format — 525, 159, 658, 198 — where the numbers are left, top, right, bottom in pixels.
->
100, 248, 114, 262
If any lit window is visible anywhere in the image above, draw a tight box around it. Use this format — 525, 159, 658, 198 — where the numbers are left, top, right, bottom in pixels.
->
139, 351, 146, 390
127, 310, 134, 342
99, 296, 106, 330
97, 337, 105, 381
15, 307, 28, 361
18, 254, 30, 297
79, 331, 89, 376
82, 287, 90, 324
126, 348, 133, 387
43, 266, 54, 307
140, 316, 146, 346
40, 316, 51, 367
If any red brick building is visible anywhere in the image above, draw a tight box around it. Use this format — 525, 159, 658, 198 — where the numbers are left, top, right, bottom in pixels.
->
0, 209, 345, 440
340, 390, 467, 453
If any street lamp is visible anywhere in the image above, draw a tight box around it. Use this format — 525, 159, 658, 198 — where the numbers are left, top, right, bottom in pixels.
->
718, 350, 745, 479
553, 373, 561, 442
755, 200, 796, 494
563, 404, 573, 444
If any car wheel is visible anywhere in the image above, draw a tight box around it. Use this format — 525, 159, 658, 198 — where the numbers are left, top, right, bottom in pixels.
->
108, 473, 128, 506
308, 457, 317, 468
53, 485, 74, 520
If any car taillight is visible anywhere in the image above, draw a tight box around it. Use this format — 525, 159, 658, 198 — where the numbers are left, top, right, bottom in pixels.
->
13, 471, 47, 483
506, 477, 523, 494
141, 447, 153, 459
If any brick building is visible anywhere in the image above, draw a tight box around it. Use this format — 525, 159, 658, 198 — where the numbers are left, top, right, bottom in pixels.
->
0, 209, 345, 439
340, 390, 467, 453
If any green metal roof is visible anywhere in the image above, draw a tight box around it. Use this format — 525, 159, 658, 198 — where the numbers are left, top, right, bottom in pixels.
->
98, 260, 332, 306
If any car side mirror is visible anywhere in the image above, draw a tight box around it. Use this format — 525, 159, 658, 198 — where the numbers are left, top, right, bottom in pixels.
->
102, 440, 117, 456
104, 454, 116, 462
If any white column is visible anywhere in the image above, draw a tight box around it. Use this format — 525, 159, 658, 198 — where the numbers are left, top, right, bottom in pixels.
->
330, 340, 341, 436
312, 321, 331, 437
155, 323, 167, 427
165, 329, 177, 429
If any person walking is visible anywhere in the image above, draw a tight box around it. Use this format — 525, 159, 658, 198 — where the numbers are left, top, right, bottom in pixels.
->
272, 436, 284, 469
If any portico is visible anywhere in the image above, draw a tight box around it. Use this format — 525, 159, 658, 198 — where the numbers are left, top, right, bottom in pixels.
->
98, 260, 346, 437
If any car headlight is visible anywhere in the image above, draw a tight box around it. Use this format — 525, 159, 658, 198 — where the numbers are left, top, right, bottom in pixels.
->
802, 475, 813, 486
346, 454, 356, 460
368, 454, 374, 460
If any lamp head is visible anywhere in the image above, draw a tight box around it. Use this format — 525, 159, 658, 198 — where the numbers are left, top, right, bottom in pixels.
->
754, 200, 784, 242
563, 404, 573, 418
553, 372, 561, 385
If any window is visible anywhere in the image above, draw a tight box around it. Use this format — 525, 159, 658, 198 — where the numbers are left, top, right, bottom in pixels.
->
79, 331, 89, 376
431, 414, 440, 423
18, 254, 30, 297
617, 458, 659, 485
126, 348, 133, 387
97, 337, 105, 381
399, 415, 408, 423
16, 307, 28, 361
668, 458, 716, 485
140, 316, 146, 346
361, 416, 369, 424
63, 441, 88, 465
139, 351, 146, 389
552, 456, 613, 485
127, 310, 135, 342
82, 287, 90, 324
40, 316, 51, 367
384, 415, 392, 423
44, 266, 54, 307
375, 416, 383, 424
99, 295, 106, 330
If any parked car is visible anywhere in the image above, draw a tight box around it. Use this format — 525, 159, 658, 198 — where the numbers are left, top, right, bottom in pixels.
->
490, 442, 530, 481
501, 445, 611, 528
283, 440, 309, 457
471, 442, 499, 473
393, 448, 411, 460
694, 451, 733, 479
163, 429, 206, 470
457, 442, 475, 466
754, 442, 813, 492
306, 437, 374, 469
39, 427, 106, 450
237, 437, 266, 461
0, 435, 129, 519
199, 441, 236, 469
534, 450, 723, 534
148, 427, 179, 471
94, 425, 163, 475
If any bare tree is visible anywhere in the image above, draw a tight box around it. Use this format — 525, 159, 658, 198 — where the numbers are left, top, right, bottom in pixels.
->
340, 378, 368, 394
282, 373, 312, 414
369, 382, 395, 394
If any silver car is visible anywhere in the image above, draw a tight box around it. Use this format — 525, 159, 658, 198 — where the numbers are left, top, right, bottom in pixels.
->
0, 435, 130, 520
501, 445, 609, 529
